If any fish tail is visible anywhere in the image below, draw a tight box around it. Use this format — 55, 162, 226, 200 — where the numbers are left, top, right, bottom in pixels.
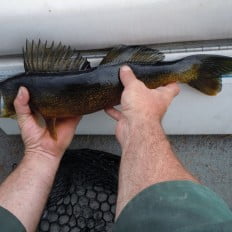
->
188, 55, 232, 95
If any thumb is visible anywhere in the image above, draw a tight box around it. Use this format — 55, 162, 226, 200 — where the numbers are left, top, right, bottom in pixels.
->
120, 65, 138, 87
14, 86, 31, 126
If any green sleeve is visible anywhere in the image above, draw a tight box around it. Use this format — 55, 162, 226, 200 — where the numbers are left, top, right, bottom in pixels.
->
113, 181, 232, 232
0, 206, 26, 232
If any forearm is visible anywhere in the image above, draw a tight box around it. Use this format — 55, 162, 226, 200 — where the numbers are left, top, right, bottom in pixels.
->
116, 122, 198, 218
0, 152, 61, 232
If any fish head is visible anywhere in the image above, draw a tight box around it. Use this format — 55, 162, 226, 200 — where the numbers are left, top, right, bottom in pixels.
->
0, 89, 15, 118
0, 80, 18, 118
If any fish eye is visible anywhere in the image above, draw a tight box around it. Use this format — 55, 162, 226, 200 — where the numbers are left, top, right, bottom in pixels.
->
0, 92, 5, 117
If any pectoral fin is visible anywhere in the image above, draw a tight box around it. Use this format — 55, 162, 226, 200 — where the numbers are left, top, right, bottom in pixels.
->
45, 118, 57, 140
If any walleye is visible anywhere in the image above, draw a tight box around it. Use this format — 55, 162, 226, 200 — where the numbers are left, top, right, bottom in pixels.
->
0, 40, 232, 138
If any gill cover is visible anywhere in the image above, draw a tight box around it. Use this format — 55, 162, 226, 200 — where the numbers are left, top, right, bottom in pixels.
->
23, 40, 90, 139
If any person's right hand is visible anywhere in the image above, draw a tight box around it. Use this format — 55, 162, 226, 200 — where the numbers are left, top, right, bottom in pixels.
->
105, 65, 180, 149
14, 87, 81, 160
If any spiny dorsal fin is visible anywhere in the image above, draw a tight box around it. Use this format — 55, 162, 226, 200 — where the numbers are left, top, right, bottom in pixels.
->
23, 40, 90, 73
100, 45, 165, 66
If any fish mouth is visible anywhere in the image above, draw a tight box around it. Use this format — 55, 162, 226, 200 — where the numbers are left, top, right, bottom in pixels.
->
0, 91, 5, 117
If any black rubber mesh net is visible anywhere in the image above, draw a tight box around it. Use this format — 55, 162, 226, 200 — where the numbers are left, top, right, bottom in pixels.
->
38, 149, 120, 232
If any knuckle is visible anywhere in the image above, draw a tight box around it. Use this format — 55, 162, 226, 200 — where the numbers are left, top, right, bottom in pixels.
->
13, 98, 19, 108
136, 79, 146, 87
168, 83, 180, 95
152, 91, 170, 105
132, 81, 146, 92
162, 95, 171, 104
174, 85, 181, 95
121, 89, 129, 98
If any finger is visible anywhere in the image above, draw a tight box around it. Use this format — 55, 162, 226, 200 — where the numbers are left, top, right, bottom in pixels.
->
155, 83, 180, 97
164, 82, 180, 97
155, 86, 166, 92
120, 65, 138, 87
104, 107, 121, 121
14, 86, 31, 116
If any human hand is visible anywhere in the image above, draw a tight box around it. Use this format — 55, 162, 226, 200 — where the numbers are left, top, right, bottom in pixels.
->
14, 87, 81, 159
105, 66, 180, 149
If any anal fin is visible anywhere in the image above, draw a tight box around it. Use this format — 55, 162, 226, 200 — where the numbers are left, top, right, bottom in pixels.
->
45, 118, 57, 140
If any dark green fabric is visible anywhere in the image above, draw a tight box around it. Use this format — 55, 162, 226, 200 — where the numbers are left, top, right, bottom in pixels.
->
0, 206, 26, 232
113, 181, 232, 232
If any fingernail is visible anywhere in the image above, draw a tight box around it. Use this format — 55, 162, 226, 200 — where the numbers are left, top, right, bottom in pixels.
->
17, 87, 23, 99
121, 65, 131, 72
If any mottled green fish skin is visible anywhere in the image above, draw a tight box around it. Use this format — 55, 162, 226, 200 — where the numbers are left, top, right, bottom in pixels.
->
0, 54, 230, 119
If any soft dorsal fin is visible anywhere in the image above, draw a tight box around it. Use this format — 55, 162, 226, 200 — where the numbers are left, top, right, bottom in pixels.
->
23, 40, 90, 73
100, 45, 165, 65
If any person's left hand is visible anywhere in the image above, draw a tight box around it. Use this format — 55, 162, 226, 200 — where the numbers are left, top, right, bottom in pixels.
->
14, 86, 81, 159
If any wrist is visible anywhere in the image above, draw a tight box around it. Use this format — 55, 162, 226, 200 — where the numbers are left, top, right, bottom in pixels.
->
23, 150, 61, 176
122, 120, 166, 153
24, 146, 64, 160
